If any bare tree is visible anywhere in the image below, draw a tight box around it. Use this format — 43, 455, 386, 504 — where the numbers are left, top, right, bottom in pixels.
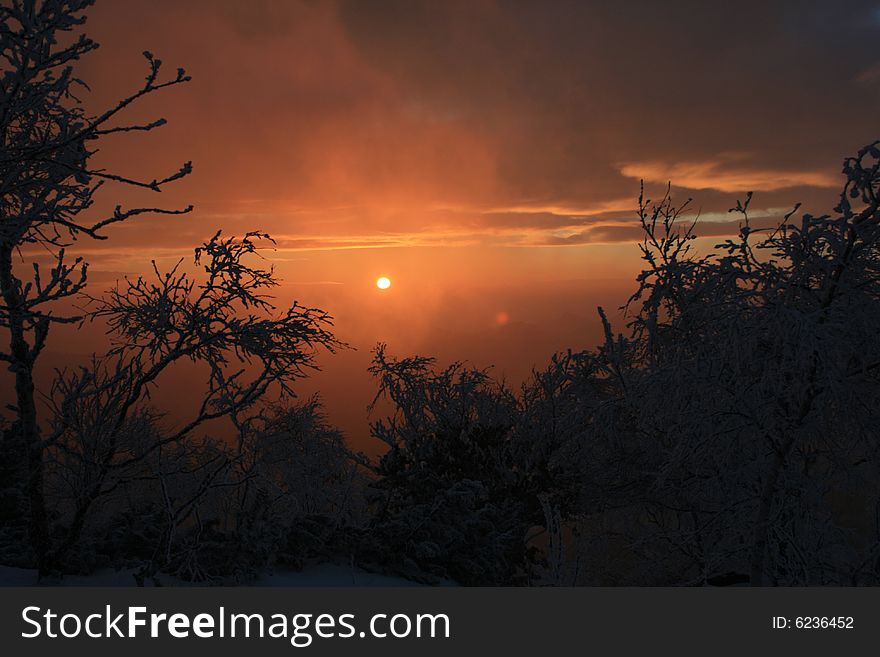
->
586, 141, 880, 585
0, 1, 346, 578
39, 229, 345, 575
0, 0, 194, 575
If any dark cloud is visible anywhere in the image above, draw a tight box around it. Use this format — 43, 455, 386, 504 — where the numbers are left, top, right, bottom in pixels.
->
337, 0, 880, 203
72, 0, 879, 252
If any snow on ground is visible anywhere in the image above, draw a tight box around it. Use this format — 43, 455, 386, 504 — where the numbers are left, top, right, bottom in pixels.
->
0, 563, 423, 587
254, 563, 421, 587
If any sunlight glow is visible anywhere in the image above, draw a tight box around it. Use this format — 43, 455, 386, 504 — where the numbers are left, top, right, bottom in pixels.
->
376, 276, 391, 290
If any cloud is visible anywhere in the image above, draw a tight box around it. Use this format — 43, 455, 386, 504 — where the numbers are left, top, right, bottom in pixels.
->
619, 160, 839, 193
79, 0, 878, 245
856, 62, 880, 83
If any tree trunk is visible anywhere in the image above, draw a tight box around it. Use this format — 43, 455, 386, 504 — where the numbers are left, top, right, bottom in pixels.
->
0, 245, 51, 576
750, 384, 817, 586
748, 441, 790, 586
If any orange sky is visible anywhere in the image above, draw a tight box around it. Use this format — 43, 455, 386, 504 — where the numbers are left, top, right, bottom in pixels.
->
29, 0, 880, 451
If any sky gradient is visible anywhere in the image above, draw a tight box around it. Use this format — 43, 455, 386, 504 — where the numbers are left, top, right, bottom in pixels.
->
42, 0, 880, 450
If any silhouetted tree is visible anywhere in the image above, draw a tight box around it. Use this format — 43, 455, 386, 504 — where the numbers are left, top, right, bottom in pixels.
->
0, 1, 345, 577
579, 141, 880, 585
214, 397, 367, 580
38, 230, 344, 576
0, 0, 192, 575
366, 345, 556, 584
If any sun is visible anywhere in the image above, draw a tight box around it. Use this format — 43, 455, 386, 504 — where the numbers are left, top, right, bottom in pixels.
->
376, 276, 391, 290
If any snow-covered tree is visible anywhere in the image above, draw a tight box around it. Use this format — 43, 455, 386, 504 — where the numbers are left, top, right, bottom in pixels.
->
0, 1, 344, 578
366, 345, 535, 584
0, 0, 192, 575
578, 141, 880, 585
